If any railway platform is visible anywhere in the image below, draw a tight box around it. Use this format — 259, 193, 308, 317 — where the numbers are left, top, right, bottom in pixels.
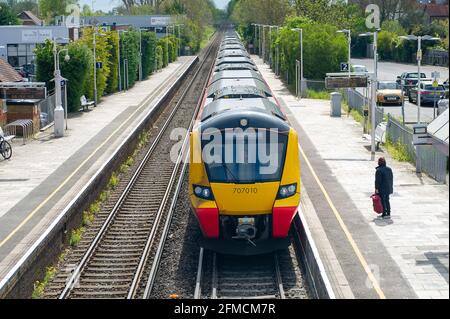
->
254, 56, 449, 299
0, 56, 198, 290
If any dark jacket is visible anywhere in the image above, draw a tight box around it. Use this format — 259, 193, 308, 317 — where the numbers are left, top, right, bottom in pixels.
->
375, 165, 394, 195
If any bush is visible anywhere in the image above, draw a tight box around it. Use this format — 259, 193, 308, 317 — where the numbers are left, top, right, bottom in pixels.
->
120, 31, 140, 88
141, 32, 157, 78
80, 27, 112, 102
274, 17, 347, 81
105, 31, 119, 94
35, 40, 91, 112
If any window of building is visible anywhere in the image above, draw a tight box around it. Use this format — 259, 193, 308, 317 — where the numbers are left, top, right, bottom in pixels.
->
7, 44, 36, 68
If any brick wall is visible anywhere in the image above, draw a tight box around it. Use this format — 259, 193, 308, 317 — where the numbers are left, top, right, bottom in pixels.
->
6, 103, 41, 134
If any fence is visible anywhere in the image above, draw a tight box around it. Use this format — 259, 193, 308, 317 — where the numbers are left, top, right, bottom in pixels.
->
386, 115, 448, 184
38, 86, 67, 130
424, 50, 449, 67
342, 88, 385, 128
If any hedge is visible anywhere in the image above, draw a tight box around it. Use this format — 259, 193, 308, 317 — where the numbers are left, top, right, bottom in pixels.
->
80, 27, 112, 101
35, 40, 91, 112
106, 31, 119, 94
141, 32, 157, 78
120, 31, 140, 88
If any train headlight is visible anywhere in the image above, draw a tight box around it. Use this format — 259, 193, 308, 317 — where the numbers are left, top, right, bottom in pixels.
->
193, 185, 215, 200
277, 183, 297, 199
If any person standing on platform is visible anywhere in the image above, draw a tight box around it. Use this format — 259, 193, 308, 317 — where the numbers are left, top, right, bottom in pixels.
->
375, 157, 394, 219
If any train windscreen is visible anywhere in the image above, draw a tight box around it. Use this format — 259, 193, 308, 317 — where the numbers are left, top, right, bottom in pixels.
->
201, 129, 288, 184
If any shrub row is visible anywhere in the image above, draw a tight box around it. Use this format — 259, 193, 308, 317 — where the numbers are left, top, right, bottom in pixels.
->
35, 28, 178, 112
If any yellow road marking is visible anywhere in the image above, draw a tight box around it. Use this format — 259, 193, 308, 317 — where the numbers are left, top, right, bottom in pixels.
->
299, 145, 386, 299
0, 62, 190, 249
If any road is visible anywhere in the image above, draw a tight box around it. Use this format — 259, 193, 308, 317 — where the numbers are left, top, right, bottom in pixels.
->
351, 58, 449, 124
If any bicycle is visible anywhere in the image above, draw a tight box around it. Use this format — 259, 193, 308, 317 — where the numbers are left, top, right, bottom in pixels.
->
0, 136, 12, 160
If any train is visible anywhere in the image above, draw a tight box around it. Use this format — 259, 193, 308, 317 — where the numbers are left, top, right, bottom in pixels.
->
189, 30, 301, 255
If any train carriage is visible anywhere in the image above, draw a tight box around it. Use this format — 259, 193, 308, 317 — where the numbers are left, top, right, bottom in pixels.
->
189, 33, 301, 255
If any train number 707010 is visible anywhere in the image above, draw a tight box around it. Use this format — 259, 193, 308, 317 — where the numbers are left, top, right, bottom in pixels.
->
233, 188, 258, 194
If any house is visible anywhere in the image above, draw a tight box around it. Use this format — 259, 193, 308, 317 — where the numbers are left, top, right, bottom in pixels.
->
0, 59, 23, 83
421, 3, 449, 22
17, 11, 43, 26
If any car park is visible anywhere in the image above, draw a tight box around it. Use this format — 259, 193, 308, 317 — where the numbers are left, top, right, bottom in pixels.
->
396, 72, 427, 95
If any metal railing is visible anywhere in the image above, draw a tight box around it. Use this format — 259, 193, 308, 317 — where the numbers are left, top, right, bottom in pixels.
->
387, 115, 448, 184
343, 88, 385, 128
37, 86, 67, 130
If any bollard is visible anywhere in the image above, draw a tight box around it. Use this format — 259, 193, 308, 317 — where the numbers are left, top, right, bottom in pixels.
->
330, 92, 342, 117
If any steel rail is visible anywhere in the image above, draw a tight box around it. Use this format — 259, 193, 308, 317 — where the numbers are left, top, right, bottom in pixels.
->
141, 34, 221, 300
59, 35, 219, 300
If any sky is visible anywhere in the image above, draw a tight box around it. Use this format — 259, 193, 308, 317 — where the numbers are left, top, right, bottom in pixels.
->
78, 0, 231, 12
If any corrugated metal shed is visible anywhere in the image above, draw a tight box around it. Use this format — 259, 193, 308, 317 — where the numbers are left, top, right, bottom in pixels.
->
428, 108, 449, 156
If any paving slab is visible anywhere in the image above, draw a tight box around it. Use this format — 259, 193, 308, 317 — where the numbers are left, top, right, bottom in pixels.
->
0, 56, 197, 282
254, 55, 449, 299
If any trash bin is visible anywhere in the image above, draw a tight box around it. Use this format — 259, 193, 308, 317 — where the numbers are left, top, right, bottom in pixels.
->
330, 92, 342, 117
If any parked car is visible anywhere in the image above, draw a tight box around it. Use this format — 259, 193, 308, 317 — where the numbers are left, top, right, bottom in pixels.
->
352, 65, 369, 74
408, 81, 446, 105
443, 79, 449, 98
377, 81, 403, 106
396, 72, 427, 95
438, 99, 449, 116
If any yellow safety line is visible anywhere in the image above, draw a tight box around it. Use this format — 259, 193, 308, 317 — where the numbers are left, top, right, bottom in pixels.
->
299, 145, 386, 299
0, 61, 191, 249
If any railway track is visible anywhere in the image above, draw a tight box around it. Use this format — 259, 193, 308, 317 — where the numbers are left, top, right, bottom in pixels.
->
194, 244, 312, 299
41, 32, 221, 299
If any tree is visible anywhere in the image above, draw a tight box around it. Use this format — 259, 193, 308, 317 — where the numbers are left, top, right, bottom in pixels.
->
230, 0, 293, 25
35, 40, 92, 112
38, 0, 77, 24
0, 3, 20, 25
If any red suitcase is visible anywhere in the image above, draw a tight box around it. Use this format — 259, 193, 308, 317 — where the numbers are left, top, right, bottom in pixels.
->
371, 194, 383, 215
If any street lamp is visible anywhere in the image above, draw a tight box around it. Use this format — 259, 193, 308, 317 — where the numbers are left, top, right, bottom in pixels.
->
93, 26, 106, 107
337, 29, 351, 78
359, 30, 380, 161
52, 38, 70, 138
292, 28, 304, 98
399, 35, 440, 124
117, 30, 128, 92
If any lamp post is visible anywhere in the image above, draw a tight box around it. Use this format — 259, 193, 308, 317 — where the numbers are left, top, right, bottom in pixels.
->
93, 26, 106, 107
52, 38, 70, 138
399, 35, 440, 124
337, 29, 351, 78
139, 28, 143, 81
292, 28, 304, 98
359, 30, 379, 161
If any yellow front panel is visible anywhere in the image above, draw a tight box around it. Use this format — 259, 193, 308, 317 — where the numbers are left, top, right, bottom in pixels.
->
274, 129, 301, 208
211, 182, 280, 216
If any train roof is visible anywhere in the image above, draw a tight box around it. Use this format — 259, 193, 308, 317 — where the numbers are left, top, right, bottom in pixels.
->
218, 49, 250, 58
220, 44, 245, 50
221, 40, 242, 45
214, 63, 259, 72
211, 70, 264, 85
213, 86, 268, 100
201, 99, 290, 134
201, 98, 286, 123
207, 79, 272, 98
215, 57, 255, 66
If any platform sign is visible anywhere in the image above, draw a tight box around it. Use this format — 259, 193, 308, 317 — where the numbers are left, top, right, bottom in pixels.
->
413, 124, 432, 146
96, 62, 103, 69
325, 77, 368, 89
340, 62, 349, 72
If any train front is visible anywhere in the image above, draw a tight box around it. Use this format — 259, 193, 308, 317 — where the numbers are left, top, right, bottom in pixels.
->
189, 107, 301, 255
